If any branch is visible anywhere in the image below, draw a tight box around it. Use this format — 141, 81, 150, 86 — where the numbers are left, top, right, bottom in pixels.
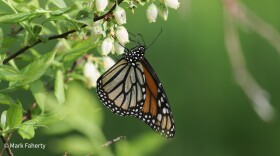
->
11, 26, 24, 35
223, 0, 276, 122
67, 54, 88, 74
0, 135, 13, 156
3, 0, 124, 64
22, 103, 36, 122
101, 136, 126, 147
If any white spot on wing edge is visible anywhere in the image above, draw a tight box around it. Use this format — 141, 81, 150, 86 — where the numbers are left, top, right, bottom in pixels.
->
157, 114, 162, 121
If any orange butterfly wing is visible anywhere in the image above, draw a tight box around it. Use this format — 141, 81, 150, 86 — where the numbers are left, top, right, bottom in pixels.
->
137, 58, 175, 138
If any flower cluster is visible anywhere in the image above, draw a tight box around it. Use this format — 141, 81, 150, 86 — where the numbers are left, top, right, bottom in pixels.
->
91, 0, 180, 56
85, 0, 180, 87
100, 26, 129, 55
147, 0, 180, 23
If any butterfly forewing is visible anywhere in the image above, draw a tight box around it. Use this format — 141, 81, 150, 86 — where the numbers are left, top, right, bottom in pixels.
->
97, 58, 146, 116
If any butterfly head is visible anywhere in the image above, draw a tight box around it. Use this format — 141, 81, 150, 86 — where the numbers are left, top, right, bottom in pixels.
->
125, 46, 146, 66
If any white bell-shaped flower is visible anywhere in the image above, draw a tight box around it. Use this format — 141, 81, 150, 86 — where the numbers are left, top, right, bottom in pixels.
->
163, 0, 180, 10
146, 3, 158, 23
101, 37, 114, 55
159, 7, 169, 21
114, 41, 125, 55
96, 0, 108, 12
114, 6, 127, 25
103, 57, 116, 70
115, 26, 129, 44
83, 61, 101, 88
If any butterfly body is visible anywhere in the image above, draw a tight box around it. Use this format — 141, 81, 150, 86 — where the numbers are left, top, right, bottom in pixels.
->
97, 43, 175, 138
124, 46, 145, 66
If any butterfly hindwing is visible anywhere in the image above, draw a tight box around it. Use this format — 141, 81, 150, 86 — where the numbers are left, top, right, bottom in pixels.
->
97, 58, 146, 116
136, 58, 175, 138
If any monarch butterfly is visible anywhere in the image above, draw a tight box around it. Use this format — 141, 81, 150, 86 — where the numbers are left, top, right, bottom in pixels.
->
96, 32, 175, 138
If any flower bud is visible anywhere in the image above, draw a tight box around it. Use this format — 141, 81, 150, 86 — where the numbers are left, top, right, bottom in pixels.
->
101, 37, 114, 55
96, 0, 108, 12
114, 41, 125, 54
114, 6, 127, 25
162, 0, 180, 10
146, 3, 158, 23
159, 7, 169, 21
115, 26, 129, 44
83, 61, 101, 88
103, 57, 116, 70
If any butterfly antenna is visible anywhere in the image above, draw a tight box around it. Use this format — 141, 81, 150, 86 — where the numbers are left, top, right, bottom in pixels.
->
112, 36, 129, 52
137, 33, 146, 46
147, 28, 163, 49
128, 31, 142, 45
128, 31, 137, 38
129, 37, 141, 45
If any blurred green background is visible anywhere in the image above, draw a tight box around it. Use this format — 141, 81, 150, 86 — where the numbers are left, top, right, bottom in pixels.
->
2, 0, 280, 156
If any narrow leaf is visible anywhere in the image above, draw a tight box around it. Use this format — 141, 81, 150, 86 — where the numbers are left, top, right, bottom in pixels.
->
30, 80, 46, 112
50, 6, 74, 16
55, 70, 65, 104
0, 65, 20, 81
11, 50, 56, 86
0, 12, 32, 23
23, 113, 64, 126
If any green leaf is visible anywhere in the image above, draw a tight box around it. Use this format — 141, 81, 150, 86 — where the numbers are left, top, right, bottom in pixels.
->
28, 36, 37, 45
75, 10, 93, 26
0, 53, 6, 62
76, 10, 89, 20
0, 65, 20, 81
6, 103, 23, 129
1, 36, 17, 49
18, 125, 35, 139
38, 35, 49, 43
11, 50, 56, 86
30, 80, 46, 112
50, 0, 67, 8
0, 12, 32, 23
23, 113, 64, 127
32, 25, 42, 35
0, 93, 13, 105
63, 15, 81, 30
63, 39, 96, 62
55, 70, 65, 104
44, 15, 66, 23
0, 111, 7, 129
50, 6, 74, 16
0, 28, 3, 48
